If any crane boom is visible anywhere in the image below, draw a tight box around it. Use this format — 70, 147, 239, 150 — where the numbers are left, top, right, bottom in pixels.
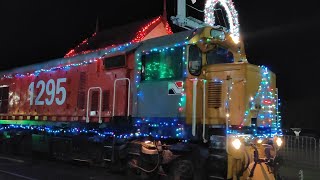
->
170, 0, 207, 29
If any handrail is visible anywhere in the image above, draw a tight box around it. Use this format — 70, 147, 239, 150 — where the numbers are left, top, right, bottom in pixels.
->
202, 80, 207, 143
86, 87, 102, 123
192, 78, 198, 136
112, 78, 131, 117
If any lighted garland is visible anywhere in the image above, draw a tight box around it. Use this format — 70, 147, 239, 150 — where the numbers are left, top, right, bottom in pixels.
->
242, 66, 280, 136
165, 21, 173, 34
225, 78, 232, 127
204, 0, 240, 44
64, 32, 97, 58
2, 16, 173, 79
134, 118, 185, 138
1, 43, 133, 79
179, 47, 187, 112
64, 16, 172, 58
132, 16, 173, 43
0, 117, 186, 139
276, 97, 282, 135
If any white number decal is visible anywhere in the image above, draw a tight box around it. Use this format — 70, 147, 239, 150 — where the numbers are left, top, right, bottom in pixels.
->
45, 79, 55, 105
35, 80, 45, 105
29, 78, 67, 106
56, 78, 67, 105
29, 82, 35, 105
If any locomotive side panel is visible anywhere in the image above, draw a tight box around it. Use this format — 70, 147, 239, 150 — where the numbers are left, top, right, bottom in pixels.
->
67, 56, 132, 122
5, 67, 81, 120
99, 53, 134, 119
137, 81, 182, 117
0, 54, 133, 122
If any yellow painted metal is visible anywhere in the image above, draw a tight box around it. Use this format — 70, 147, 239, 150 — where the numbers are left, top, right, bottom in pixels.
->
184, 26, 278, 179
185, 26, 277, 127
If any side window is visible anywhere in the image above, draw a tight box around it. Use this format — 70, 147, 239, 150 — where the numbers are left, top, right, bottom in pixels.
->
141, 47, 183, 81
104, 55, 126, 69
188, 45, 202, 76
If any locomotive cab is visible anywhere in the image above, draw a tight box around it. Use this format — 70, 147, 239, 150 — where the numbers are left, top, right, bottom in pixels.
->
184, 26, 281, 179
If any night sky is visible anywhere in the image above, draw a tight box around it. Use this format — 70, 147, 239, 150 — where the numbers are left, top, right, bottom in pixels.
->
0, 0, 319, 131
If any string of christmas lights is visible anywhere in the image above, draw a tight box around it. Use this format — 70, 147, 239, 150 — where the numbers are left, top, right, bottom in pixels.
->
132, 16, 173, 43
0, 16, 173, 79
64, 16, 173, 58
204, 0, 240, 44
0, 117, 186, 139
64, 32, 97, 58
225, 78, 232, 127
241, 65, 281, 137
1, 42, 133, 79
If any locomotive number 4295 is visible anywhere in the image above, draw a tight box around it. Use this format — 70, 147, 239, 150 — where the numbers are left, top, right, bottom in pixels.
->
28, 78, 67, 106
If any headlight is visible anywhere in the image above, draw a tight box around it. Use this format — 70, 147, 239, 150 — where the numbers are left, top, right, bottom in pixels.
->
276, 137, 282, 147
232, 138, 241, 150
257, 139, 263, 144
144, 140, 152, 144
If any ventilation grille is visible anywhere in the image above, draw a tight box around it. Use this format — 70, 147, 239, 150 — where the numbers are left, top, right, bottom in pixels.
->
102, 90, 110, 111
91, 91, 99, 111
79, 72, 87, 91
77, 72, 87, 109
208, 81, 222, 108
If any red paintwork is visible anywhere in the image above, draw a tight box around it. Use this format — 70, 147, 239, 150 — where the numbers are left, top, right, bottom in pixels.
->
0, 53, 135, 123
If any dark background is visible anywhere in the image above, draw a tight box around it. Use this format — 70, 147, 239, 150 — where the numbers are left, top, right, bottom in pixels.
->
0, 0, 319, 133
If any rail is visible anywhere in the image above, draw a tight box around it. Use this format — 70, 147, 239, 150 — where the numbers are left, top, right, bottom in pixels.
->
112, 78, 131, 117
277, 135, 320, 179
86, 87, 102, 123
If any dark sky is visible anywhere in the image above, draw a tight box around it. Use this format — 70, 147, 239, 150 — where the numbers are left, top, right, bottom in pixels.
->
0, 0, 319, 130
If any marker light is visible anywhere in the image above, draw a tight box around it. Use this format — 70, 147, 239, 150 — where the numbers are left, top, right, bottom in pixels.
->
232, 138, 241, 150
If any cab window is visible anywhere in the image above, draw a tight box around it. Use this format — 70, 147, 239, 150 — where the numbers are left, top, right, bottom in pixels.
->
141, 47, 183, 81
188, 45, 202, 76
206, 47, 234, 65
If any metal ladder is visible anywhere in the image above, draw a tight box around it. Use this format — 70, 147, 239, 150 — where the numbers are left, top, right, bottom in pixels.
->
103, 135, 116, 162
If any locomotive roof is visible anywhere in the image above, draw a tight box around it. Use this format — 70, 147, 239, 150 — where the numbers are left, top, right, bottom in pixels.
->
0, 18, 200, 77
0, 43, 140, 77
66, 17, 164, 57
0, 16, 167, 76
136, 28, 202, 52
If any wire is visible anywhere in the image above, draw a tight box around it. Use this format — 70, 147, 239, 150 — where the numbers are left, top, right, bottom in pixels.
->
128, 143, 160, 173
186, 4, 204, 13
